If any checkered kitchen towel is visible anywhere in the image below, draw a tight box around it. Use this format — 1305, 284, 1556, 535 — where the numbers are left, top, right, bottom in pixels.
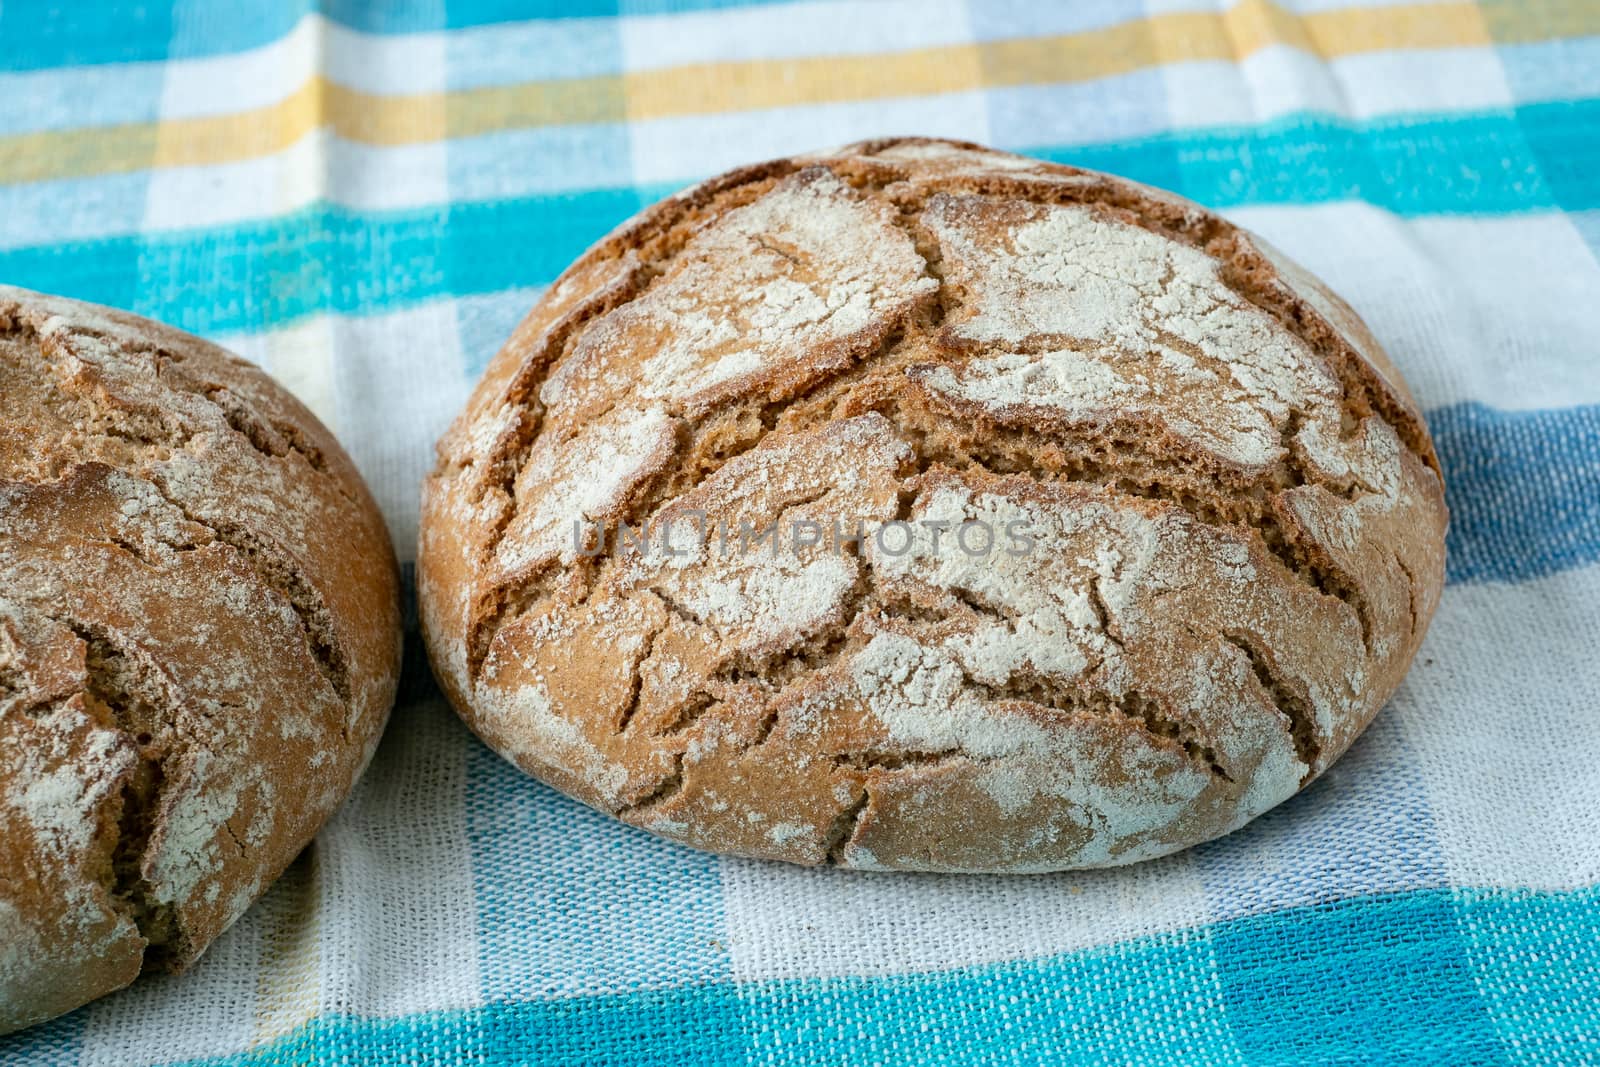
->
2, 1, 1598, 1063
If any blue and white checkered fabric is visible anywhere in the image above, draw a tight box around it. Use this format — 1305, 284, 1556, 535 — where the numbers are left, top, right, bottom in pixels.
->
2, 1, 1598, 1063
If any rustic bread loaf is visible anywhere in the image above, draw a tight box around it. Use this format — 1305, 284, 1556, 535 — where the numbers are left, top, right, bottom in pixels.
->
419, 138, 1447, 874
0, 288, 401, 1033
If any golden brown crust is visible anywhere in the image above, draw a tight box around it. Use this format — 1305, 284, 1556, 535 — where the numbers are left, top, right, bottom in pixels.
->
0, 288, 401, 1034
420, 138, 1447, 874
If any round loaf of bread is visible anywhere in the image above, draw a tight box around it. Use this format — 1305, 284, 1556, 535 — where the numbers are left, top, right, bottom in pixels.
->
0, 288, 401, 1033
420, 138, 1446, 874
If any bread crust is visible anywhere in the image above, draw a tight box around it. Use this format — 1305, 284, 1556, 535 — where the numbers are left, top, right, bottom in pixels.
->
420, 138, 1446, 873
0, 288, 401, 1033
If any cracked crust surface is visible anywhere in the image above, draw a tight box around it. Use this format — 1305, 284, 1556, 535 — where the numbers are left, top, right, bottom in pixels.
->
419, 138, 1447, 874
0, 287, 402, 1033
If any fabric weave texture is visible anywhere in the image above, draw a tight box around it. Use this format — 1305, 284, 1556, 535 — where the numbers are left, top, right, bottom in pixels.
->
0, 1, 1597, 1064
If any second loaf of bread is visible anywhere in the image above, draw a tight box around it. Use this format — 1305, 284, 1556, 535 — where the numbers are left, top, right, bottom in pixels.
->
1, 288, 401, 1033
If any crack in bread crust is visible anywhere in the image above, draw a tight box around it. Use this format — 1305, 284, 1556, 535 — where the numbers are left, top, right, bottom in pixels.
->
422, 138, 1448, 873
70, 620, 183, 966
1222, 632, 1321, 786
